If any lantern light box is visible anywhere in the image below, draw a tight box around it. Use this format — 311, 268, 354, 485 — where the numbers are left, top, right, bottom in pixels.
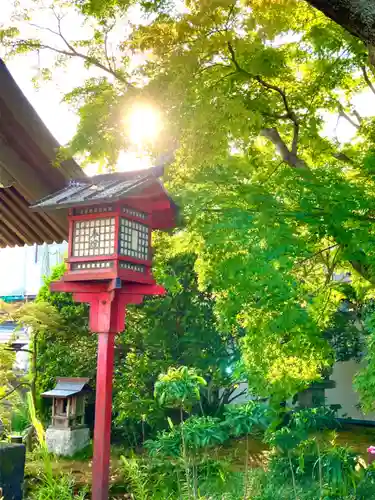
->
31, 165, 176, 286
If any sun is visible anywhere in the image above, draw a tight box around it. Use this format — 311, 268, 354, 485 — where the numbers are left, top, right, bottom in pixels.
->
126, 104, 161, 146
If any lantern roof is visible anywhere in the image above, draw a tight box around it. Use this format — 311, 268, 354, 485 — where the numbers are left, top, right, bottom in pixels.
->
31, 163, 177, 230
31, 164, 170, 210
41, 377, 91, 399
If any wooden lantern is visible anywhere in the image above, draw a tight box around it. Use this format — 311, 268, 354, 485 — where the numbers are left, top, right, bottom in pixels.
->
31, 166, 176, 287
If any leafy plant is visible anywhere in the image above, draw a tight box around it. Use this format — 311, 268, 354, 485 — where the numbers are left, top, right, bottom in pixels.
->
145, 416, 228, 457
289, 406, 339, 432
154, 366, 207, 416
223, 401, 276, 437
120, 456, 150, 500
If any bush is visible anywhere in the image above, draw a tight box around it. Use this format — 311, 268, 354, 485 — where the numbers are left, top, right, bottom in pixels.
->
145, 416, 229, 457
30, 475, 88, 500
121, 454, 244, 500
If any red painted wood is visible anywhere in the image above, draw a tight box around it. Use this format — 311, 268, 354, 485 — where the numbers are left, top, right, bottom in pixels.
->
92, 329, 115, 500
67, 211, 73, 260
69, 211, 118, 222
68, 255, 116, 262
89, 290, 149, 500
114, 214, 119, 255
51, 280, 165, 296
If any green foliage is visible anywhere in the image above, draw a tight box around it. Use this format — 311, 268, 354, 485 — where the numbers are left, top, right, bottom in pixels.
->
5, 0, 375, 408
289, 406, 339, 432
27, 393, 88, 499
146, 416, 228, 457
146, 401, 275, 457
11, 402, 30, 433
30, 475, 88, 500
223, 401, 276, 437
113, 252, 239, 436
354, 306, 375, 412
120, 453, 243, 500
29, 256, 235, 440
154, 366, 207, 412
32, 265, 97, 408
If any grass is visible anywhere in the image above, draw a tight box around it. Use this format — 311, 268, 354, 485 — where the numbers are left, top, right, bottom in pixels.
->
24, 422, 375, 498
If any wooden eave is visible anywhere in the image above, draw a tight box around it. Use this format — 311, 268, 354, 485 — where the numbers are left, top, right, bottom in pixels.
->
0, 59, 84, 247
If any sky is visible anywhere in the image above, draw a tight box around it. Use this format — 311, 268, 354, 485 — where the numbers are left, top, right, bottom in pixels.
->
1, 0, 156, 173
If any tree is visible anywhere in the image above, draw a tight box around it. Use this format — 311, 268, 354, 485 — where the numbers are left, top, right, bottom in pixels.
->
24, 249, 238, 439
3, 0, 375, 402
112, 248, 242, 438
305, 1, 375, 54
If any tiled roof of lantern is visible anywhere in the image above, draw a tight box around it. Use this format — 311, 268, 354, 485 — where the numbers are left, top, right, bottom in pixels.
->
30, 166, 165, 210
31, 156, 178, 230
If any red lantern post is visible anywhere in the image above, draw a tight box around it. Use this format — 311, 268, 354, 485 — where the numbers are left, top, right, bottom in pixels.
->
31, 166, 176, 500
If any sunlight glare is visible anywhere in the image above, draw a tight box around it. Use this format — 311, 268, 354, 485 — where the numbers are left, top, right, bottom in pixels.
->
126, 104, 161, 146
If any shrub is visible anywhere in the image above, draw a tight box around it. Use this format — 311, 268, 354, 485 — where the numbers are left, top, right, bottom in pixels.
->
145, 416, 229, 457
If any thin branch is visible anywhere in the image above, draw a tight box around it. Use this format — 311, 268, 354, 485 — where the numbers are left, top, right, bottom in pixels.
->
296, 244, 339, 266
227, 41, 300, 154
195, 62, 232, 76
263, 161, 284, 183
333, 152, 355, 165
361, 65, 375, 96
104, 30, 113, 72
352, 108, 363, 124
4, 347, 33, 354
228, 389, 247, 404
209, 70, 238, 88
14, 40, 129, 84
0, 383, 31, 402
337, 102, 360, 129
27, 22, 60, 37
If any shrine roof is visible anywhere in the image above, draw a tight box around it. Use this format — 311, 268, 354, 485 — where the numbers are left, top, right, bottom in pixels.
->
41, 377, 91, 398
0, 59, 84, 247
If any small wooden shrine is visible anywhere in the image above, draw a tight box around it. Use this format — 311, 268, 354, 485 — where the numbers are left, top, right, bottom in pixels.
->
41, 378, 91, 456
42, 377, 91, 429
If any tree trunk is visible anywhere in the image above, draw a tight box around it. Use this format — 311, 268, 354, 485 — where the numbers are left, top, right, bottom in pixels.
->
306, 0, 375, 48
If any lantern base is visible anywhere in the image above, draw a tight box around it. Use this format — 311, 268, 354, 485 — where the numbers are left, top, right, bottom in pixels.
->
45, 427, 90, 457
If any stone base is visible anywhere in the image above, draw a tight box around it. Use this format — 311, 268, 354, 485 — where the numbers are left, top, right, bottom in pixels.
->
45, 427, 90, 457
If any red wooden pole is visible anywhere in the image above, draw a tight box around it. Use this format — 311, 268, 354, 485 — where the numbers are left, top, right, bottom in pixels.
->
91, 292, 125, 500
92, 330, 115, 500
50, 283, 165, 500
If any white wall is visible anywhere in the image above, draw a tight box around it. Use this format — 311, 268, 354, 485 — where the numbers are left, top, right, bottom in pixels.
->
0, 242, 67, 298
326, 360, 375, 422
224, 361, 375, 423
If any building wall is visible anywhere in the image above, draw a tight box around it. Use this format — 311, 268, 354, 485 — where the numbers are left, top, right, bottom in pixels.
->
0, 242, 67, 299
225, 361, 375, 424
326, 360, 375, 422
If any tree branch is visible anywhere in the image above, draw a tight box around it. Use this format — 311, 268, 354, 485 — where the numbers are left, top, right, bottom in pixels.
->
352, 108, 363, 124
337, 102, 360, 129
104, 29, 113, 72
0, 382, 31, 402
227, 41, 300, 154
362, 65, 375, 95
14, 40, 129, 84
297, 244, 340, 266
260, 128, 307, 169
333, 152, 355, 165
